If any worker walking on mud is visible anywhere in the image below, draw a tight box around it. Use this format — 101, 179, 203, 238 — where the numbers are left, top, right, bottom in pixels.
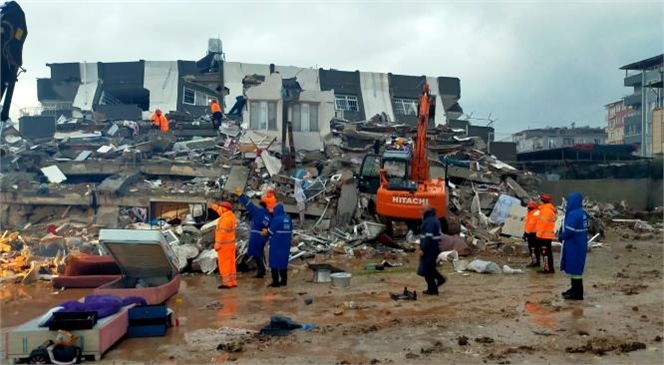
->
237, 187, 270, 278
524, 201, 541, 268
150, 109, 169, 133
266, 203, 292, 287
210, 99, 223, 131
210, 200, 238, 289
559, 192, 589, 300
417, 205, 447, 295
535, 194, 557, 274
261, 188, 278, 214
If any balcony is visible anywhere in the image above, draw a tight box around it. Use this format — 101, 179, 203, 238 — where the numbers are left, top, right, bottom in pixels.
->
623, 134, 642, 145
645, 69, 663, 87
623, 93, 643, 106
623, 113, 642, 128
624, 73, 642, 87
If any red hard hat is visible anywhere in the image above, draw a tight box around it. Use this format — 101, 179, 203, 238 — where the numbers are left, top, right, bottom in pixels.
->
540, 194, 551, 203
220, 201, 233, 210
527, 201, 538, 210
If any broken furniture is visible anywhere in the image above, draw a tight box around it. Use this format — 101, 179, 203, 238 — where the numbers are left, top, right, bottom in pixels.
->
93, 229, 181, 305
390, 287, 417, 301
4, 305, 132, 363
52, 255, 121, 289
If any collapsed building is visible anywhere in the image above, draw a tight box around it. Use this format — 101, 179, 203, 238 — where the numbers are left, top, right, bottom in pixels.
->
1, 39, 661, 284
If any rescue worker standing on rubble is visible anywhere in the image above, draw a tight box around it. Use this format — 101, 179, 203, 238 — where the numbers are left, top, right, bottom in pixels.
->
535, 193, 557, 274
210, 99, 223, 131
150, 109, 169, 133
210, 200, 238, 289
267, 203, 292, 287
559, 192, 589, 300
417, 205, 447, 295
236, 187, 270, 278
261, 188, 278, 214
524, 201, 541, 268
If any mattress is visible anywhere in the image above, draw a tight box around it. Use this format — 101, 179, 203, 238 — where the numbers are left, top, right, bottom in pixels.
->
4, 304, 132, 362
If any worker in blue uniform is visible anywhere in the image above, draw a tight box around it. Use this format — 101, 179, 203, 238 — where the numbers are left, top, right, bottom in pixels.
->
559, 192, 589, 301
237, 189, 270, 278
266, 203, 293, 287
417, 205, 447, 295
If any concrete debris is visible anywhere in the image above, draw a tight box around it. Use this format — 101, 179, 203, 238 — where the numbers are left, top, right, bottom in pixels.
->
0, 113, 660, 284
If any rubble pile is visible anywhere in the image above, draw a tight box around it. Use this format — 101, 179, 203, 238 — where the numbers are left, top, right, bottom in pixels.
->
0, 115, 661, 283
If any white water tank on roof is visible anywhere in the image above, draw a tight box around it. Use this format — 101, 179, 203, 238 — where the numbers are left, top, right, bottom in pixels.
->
208, 38, 223, 54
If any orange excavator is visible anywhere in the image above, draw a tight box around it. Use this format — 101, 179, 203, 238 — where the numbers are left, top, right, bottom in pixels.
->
358, 83, 448, 236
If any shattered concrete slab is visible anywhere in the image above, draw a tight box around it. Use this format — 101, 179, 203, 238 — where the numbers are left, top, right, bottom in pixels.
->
224, 166, 250, 195
40, 165, 67, 184
98, 174, 140, 196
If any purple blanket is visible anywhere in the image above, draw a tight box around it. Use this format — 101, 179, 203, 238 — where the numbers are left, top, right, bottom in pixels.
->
41, 295, 147, 327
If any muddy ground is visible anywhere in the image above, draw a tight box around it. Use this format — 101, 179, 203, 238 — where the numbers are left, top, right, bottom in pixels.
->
1, 236, 663, 364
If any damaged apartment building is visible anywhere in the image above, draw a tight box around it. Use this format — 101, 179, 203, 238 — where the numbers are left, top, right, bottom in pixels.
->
25, 39, 465, 151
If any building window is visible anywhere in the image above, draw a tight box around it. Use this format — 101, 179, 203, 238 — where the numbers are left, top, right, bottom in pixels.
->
562, 137, 574, 147
292, 103, 319, 132
182, 87, 214, 106
249, 101, 277, 131
594, 138, 602, 144
393, 98, 418, 116
335, 95, 359, 112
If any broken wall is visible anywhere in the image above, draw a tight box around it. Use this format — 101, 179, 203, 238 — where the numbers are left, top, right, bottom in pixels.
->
275, 66, 320, 92
223, 62, 271, 107
144, 61, 179, 113
538, 178, 663, 211
359, 72, 395, 123
245, 73, 332, 151
72, 62, 99, 111
425, 76, 446, 126
293, 89, 334, 150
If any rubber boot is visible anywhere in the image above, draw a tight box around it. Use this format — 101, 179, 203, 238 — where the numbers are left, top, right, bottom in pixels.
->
279, 269, 288, 287
254, 256, 266, 278
561, 278, 573, 296
539, 241, 555, 274
564, 278, 584, 300
435, 271, 447, 287
423, 275, 439, 295
268, 269, 281, 288
526, 237, 541, 267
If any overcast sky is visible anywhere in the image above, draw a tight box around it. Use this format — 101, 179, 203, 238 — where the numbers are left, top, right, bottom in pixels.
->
7, 0, 663, 137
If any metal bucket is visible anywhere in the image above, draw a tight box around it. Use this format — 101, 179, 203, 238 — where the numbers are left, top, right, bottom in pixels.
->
313, 268, 331, 283
330, 272, 352, 289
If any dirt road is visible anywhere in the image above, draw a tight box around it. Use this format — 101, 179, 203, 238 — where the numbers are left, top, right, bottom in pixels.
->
1, 237, 662, 364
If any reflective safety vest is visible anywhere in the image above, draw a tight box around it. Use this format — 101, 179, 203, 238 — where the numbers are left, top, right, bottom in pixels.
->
211, 102, 222, 114
210, 203, 237, 245
535, 203, 556, 240
524, 209, 539, 234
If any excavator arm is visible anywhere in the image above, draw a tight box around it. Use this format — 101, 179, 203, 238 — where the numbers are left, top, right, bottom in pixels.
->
0, 1, 27, 123
410, 83, 433, 182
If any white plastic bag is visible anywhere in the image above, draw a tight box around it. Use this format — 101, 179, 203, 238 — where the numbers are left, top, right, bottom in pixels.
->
467, 259, 502, 274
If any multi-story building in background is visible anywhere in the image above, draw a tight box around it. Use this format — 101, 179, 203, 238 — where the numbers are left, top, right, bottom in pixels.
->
605, 100, 633, 144
512, 127, 606, 153
620, 54, 663, 157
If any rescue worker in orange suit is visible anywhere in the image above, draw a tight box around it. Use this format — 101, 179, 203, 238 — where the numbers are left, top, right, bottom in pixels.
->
535, 194, 557, 274
524, 201, 541, 268
210, 99, 223, 131
209, 200, 238, 289
261, 188, 278, 214
150, 109, 169, 133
